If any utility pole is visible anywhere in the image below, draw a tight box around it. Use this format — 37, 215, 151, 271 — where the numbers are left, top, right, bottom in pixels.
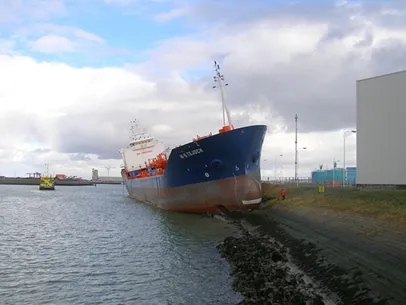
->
294, 114, 298, 184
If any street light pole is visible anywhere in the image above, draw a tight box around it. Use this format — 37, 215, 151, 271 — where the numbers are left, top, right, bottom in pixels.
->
333, 158, 339, 186
296, 147, 307, 186
262, 159, 270, 182
294, 114, 298, 184
343, 130, 356, 187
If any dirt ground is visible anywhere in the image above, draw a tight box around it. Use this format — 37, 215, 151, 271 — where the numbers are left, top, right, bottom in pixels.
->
218, 184, 406, 304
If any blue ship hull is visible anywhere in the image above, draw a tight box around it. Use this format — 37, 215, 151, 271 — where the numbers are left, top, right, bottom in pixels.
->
122, 125, 267, 214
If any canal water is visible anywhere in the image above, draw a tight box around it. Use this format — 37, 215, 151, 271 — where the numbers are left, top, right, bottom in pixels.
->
0, 184, 241, 305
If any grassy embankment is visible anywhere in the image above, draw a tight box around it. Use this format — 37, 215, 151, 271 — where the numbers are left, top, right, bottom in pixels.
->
260, 183, 406, 225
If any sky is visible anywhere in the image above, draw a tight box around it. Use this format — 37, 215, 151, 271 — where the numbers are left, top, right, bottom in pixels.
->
1, 0, 406, 180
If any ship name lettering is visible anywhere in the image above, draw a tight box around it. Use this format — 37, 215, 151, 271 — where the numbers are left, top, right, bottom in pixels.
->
179, 148, 204, 159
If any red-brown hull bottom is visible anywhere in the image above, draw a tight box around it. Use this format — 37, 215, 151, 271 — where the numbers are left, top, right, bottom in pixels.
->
126, 174, 263, 214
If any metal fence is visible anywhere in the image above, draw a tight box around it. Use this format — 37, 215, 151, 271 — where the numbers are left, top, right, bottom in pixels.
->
262, 177, 312, 184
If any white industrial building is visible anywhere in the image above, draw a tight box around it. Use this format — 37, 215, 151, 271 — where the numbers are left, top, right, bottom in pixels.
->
92, 168, 99, 181
91, 168, 122, 184
356, 70, 406, 185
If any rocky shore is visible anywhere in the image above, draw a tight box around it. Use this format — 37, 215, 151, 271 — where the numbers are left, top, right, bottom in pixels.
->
217, 203, 404, 305
217, 220, 328, 305
217, 183, 406, 304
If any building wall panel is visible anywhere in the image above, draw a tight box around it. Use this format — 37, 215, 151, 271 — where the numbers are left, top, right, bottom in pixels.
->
356, 71, 406, 185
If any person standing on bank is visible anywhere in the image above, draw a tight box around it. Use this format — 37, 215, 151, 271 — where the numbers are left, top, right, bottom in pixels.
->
281, 188, 286, 200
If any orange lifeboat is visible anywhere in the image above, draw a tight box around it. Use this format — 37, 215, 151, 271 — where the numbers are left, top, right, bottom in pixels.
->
219, 124, 234, 134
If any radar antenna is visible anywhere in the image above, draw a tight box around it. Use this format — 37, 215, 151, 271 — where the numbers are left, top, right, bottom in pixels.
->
213, 61, 233, 128
129, 119, 139, 141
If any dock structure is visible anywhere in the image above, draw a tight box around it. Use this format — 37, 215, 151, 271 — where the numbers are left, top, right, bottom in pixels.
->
92, 176, 122, 185
0, 177, 94, 186
27, 172, 41, 178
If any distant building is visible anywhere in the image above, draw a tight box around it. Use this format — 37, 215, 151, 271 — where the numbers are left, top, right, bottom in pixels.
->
311, 168, 357, 186
92, 168, 99, 181
92, 168, 121, 183
311, 169, 345, 186
346, 167, 356, 185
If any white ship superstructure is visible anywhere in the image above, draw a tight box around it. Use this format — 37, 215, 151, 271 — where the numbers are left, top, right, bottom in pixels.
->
121, 120, 166, 171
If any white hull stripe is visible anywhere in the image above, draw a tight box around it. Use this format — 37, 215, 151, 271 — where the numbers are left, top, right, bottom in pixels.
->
242, 198, 262, 205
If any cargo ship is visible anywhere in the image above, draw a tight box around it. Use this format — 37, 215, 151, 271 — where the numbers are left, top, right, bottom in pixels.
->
120, 61, 267, 214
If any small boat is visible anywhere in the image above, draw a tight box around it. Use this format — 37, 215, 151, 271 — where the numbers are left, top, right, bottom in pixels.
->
39, 163, 55, 191
39, 176, 55, 191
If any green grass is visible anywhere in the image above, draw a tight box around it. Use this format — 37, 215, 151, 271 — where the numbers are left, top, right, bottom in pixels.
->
261, 183, 406, 225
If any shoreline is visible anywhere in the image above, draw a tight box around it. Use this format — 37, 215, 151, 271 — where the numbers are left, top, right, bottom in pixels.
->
0, 178, 122, 186
0, 177, 94, 186
217, 217, 334, 305
218, 200, 406, 305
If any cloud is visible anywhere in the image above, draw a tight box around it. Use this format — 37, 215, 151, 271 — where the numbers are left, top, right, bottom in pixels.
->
260, 129, 357, 180
30, 34, 75, 53
1, 0, 406, 179
0, 0, 68, 23
104, 0, 135, 4
0, 53, 356, 179
69, 153, 92, 161
153, 8, 187, 22
11, 23, 109, 55
0, 39, 15, 54
136, 0, 406, 133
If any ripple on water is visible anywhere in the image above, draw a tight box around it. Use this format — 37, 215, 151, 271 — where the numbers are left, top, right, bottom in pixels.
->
0, 184, 241, 305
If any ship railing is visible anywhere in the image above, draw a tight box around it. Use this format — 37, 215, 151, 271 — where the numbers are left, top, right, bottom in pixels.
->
193, 132, 213, 142
133, 170, 165, 179
125, 158, 167, 179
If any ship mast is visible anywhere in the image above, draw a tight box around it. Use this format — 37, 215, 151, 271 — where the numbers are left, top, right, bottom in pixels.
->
213, 61, 233, 128
44, 162, 51, 177
129, 119, 139, 141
